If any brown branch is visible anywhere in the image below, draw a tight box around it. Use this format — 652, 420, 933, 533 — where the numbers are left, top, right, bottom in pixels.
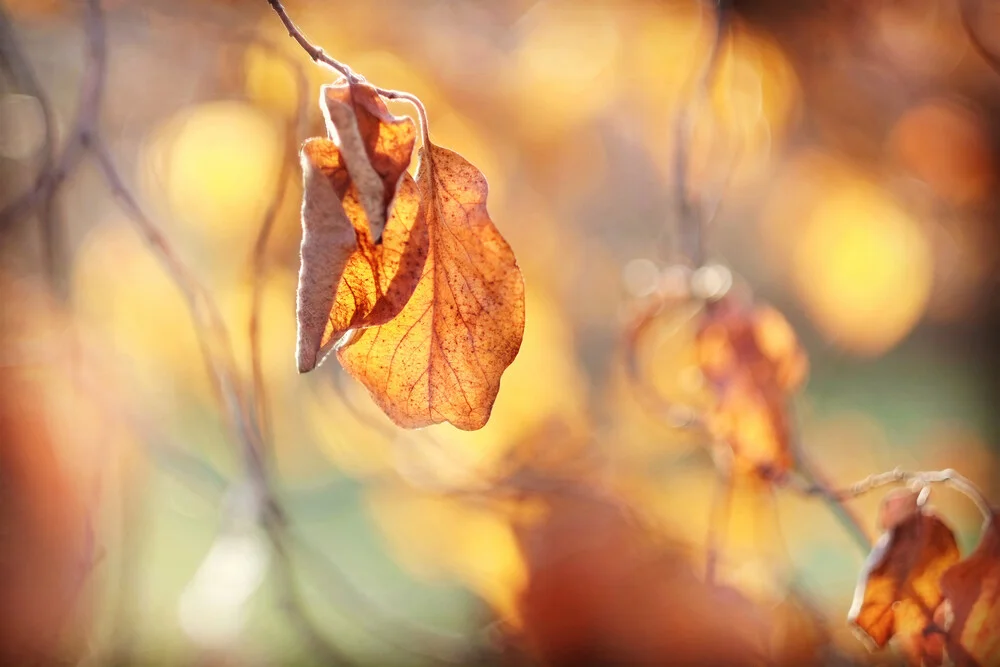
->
264, 0, 354, 77
263, 0, 431, 143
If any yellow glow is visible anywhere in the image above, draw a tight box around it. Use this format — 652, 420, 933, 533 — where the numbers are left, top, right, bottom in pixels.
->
142, 101, 282, 246
366, 487, 528, 624
511, 2, 621, 138
792, 178, 932, 355
244, 45, 301, 118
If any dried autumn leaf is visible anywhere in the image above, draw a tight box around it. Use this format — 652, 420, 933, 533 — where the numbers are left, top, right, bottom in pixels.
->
296, 140, 357, 372
695, 297, 808, 477
940, 513, 1000, 666
338, 142, 525, 431
296, 82, 424, 373
849, 507, 960, 666
320, 79, 417, 240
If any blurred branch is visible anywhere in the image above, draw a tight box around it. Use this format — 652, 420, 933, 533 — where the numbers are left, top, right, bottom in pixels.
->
622, 293, 706, 430
674, 0, 731, 268
276, 521, 473, 665
248, 41, 310, 449
0, 0, 106, 235
782, 431, 873, 554
0, 1, 360, 662
0, 4, 66, 294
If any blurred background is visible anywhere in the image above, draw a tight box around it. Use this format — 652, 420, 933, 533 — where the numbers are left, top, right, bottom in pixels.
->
2, 0, 999, 665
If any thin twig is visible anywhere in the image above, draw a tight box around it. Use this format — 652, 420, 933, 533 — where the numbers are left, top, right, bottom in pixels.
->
782, 426, 873, 553
264, 0, 354, 77
673, 0, 730, 267
263, 0, 432, 144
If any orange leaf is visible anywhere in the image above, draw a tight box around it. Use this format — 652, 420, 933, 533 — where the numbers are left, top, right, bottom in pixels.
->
338, 142, 525, 431
695, 297, 808, 477
320, 80, 416, 240
940, 513, 1000, 666
296, 83, 424, 373
849, 507, 960, 665
296, 139, 359, 372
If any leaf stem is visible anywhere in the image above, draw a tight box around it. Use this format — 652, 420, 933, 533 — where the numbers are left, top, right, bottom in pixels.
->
839, 468, 995, 524
263, 0, 431, 145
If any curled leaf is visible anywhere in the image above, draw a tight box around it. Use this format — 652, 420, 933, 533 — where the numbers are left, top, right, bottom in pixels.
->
320, 80, 416, 240
849, 507, 960, 665
295, 142, 358, 373
695, 297, 808, 477
296, 83, 424, 373
940, 513, 1000, 666
338, 142, 525, 431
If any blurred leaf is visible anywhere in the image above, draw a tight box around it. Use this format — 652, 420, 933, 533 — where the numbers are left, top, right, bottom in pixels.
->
339, 143, 525, 431
849, 506, 960, 665
940, 513, 1000, 666
696, 297, 807, 477
513, 489, 766, 667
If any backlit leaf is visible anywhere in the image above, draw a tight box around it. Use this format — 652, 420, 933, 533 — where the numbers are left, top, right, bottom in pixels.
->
296, 84, 424, 373
338, 142, 525, 431
849, 506, 960, 665
940, 513, 1000, 666
320, 79, 417, 240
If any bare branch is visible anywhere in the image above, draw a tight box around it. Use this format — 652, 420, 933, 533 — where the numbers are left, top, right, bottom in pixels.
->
673, 0, 731, 268
263, 0, 431, 144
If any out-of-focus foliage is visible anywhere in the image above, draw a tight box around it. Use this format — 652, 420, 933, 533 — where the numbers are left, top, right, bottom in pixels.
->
2, 0, 999, 665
